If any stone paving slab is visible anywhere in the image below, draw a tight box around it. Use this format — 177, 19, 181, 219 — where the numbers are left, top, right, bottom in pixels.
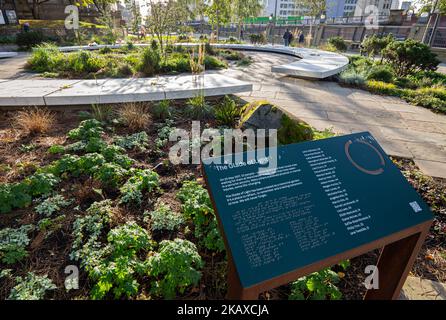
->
415, 159, 446, 179
400, 276, 446, 300
0, 79, 82, 106
0, 74, 252, 107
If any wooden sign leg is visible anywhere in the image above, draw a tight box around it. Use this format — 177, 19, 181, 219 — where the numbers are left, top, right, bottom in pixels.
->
226, 257, 259, 300
364, 222, 431, 300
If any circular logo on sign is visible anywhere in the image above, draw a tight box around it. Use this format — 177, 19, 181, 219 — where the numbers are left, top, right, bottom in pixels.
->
344, 140, 385, 175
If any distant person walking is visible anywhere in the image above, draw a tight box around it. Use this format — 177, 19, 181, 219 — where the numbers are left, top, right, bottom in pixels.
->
23, 22, 30, 32
298, 32, 305, 45
240, 29, 244, 41
283, 29, 292, 47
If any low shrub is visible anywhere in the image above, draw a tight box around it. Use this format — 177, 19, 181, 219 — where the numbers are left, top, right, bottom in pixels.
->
204, 56, 227, 69
327, 36, 347, 52
14, 107, 56, 135
161, 55, 191, 73
28, 43, 64, 73
138, 47, 161, 76
402, 86, 446, 113
16, 31, 45, 49
66, 50, 106, 75
382, 39, 440, 77
365, 80, 400, 96
339, 68, 367, 86
148, 239, 204, 299
366, 65, 394, 83
249, 34, 266, 45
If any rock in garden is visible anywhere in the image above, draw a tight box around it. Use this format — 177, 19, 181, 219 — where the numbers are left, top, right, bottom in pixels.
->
239, 101, 314, 144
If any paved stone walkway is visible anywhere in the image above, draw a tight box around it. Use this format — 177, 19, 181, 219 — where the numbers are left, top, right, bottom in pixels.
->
400, 276, 446, 300
217, 52, 446, 179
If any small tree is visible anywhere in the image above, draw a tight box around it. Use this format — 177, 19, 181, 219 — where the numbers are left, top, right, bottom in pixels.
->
382, 39, 440, 76
146, 0, 187, 54
205, 0, 232, 41
233, 0, 263, 40
295, 0, 326, 46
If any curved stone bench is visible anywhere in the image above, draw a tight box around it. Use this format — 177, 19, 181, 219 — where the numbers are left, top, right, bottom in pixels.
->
0, 74, 252, 107
176, 43, 349, 79
0, 52, 18, 59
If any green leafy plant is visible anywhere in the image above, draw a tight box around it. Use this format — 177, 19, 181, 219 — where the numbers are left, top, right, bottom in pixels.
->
7, 272, 56, 300
151, 100, 172, 120
289, 268, 342, 300
25, 173, 59, 197
119, 169, 160, 205
0, 225, 33, 264
155, 121, 174, 149
89, 221, 153, 299
94, 163, 128, 188
214, 95, 242, 126
0, 182, 32, 214
68, 119, 104, 141
48, 145, 65, 155
148, 239, 204, 299
177, 181, 225, 252
185, 95, 212, 119
70, 200, 112, 265
35, 194, 72, 217
289, 261, 349, 300
145, 203, 184, 232
114, 132, 149, 151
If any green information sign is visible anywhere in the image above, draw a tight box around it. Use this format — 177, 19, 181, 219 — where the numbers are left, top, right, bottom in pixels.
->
203, 132, 433, 292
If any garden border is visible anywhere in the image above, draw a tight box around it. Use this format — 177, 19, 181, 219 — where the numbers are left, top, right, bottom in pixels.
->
55, 43, 349, 79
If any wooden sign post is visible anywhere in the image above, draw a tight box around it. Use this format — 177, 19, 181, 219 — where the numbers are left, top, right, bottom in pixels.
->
202, 132, 433, 300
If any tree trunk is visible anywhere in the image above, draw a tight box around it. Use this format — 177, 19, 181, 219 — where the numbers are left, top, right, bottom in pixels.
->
308, 21, 313, 47
32, 0, 39, 19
